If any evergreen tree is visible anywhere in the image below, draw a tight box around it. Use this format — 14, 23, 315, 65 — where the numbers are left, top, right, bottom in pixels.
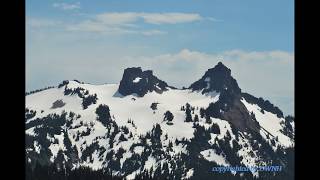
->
210, 123, 220, 134
95, 104, 111, 127
194, 114, 199, 122
199, 108, 205, 118
185, 103, 193, 122
164, 111, 174, 122
205, 116, 212, 124
152, 124, 162, 139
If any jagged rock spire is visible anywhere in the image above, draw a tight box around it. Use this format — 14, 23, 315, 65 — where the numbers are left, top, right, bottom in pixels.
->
189, 62, 241, 96
118, 67, 174, 97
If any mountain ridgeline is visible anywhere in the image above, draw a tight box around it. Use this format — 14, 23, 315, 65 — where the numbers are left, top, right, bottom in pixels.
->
25, 62, 294, 180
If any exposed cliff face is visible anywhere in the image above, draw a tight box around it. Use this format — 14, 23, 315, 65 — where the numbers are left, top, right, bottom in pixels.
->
189, 62, 258, 132
118, 67, 174, 97
189, 62, 241, 96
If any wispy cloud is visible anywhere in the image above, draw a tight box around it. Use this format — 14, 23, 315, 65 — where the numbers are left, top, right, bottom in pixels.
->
53, 2, 80, 10
94, 12, 203, 25
28, 12, 215, 36
206, 17, 223, 22
26, 17, 62, 28
141, 12, 202, 24
65, 20, 167, 35
141, 30, 167, 36
66, 12, 208, 35
121, 49, 294, 68
118, 49, 293, 68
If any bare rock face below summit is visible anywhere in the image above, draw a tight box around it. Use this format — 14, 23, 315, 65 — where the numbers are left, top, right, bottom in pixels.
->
189, 62, 259, 132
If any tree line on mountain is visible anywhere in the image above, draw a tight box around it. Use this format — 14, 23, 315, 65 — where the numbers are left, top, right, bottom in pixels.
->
25, 108, 36, 121
58, 80, 69, 88
181, 103, 221, 125
26, 114, 294, 180
25, 97, 294, 180
280, 116, 295, 139
26, 86, 55, 96
63, 84, 98, 109
242, 92, 284, 118
26, 161, 121, 180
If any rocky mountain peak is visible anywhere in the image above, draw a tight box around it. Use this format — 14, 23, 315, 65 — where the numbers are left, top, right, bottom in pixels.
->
118, 67, 174, 97
189, 62, 241, 96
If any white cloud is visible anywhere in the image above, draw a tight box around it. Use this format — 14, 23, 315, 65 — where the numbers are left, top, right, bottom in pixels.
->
123, 49, 293, 66
95, 12, 203, 25
28, 12, 214, 36
53, 2, 80, 10
220, 49, 294, 63
66, 12, 207, 35
206, 17, 223, 22
95, 12, 140, 25
26, 17, 61, 28
27, 16, 166, 36
141, 30, 167, 36
117, 48, 290, 62
66, 20, 125, 33
65, 21, 166, 35
139, 13, 202, 24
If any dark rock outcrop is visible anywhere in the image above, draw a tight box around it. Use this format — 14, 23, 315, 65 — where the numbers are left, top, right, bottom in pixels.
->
118, 67, 174, 97
191, 62, 260, 132
189, 62, 241, 96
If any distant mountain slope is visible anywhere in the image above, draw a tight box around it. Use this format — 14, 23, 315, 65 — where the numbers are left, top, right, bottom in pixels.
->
25, 62, 294, 180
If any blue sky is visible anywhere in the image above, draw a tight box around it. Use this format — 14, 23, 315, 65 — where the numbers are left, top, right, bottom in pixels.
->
26, 0, 294, 115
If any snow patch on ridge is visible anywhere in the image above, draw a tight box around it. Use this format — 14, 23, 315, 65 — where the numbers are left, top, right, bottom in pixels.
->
133, 77, 142, 83
200, 149, 229, 166
241, 98, 294, 148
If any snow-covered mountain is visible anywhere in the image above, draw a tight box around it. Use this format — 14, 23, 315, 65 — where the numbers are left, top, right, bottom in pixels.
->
25, 62, 294, 179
